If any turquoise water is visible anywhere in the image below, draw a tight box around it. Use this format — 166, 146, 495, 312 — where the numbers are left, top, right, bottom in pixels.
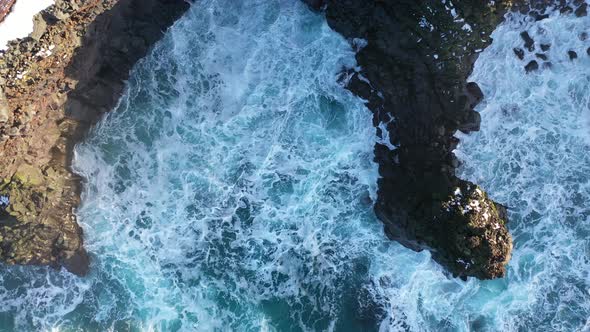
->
0, 1, 589, 331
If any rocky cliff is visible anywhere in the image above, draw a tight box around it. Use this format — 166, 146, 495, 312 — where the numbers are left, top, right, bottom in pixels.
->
0, 0, 189, 275
303, 0, 578, 279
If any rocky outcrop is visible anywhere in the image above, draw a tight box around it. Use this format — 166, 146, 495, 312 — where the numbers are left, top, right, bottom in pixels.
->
512, 1, 588, 71
303, 0, 535, 279
0, 0, 190, 275
0, 0, 15, 23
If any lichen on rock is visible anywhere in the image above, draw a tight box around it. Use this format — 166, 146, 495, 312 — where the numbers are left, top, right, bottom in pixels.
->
435, 183, 512, 279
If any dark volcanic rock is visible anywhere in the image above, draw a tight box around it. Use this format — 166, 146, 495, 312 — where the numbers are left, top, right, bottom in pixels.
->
541, 43, 551, 51
304, 0, 325, 11
466, 82, 484, 106
64, 0, 190, 125
525, 60, 539, 72
535, 53, 548, 60
0, 0, 15, 23
560, 6, 573, 14
304, 0, 520, 279
0, 0, 189, 275
458, 110, 482, 133
531, 11, 550, 20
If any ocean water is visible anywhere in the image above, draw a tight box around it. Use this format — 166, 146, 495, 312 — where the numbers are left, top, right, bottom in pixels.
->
0, 1, 589, 331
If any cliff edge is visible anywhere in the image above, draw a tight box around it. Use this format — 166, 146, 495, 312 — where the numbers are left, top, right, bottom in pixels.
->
0, 0, 189, 275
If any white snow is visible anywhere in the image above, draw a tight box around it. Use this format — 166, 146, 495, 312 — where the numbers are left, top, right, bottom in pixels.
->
0, 0, 54, 50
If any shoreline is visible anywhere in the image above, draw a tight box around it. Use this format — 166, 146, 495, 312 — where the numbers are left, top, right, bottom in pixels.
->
0, 0, 189, 275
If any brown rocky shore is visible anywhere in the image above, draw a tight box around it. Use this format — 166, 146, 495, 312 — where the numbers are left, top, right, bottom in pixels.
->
0, 0, 189, 275
303, 0, 581, 279
0, 0, 16, 23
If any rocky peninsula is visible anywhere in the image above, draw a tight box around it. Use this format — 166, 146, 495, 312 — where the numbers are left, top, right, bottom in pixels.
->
304, 0, 585, 279
0, 0, 16, 23
0, 0, 189, 275
1, 0, 583, 280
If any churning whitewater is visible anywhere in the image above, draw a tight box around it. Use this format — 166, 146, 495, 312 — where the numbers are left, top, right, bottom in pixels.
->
0, 1, 589, 331
455, 9, 590, 331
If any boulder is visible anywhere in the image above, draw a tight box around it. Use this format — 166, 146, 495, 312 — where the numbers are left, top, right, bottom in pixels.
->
535, 53, 548, 60
31, 13, 48, 41
569, 50, 578, 60
12, 164, 44, 186
458, 110, 481, 134
575, 3, 587, 17
0, 104, 9, 123
305, 0, 522, 279
513, 47, 525, 60
525, 60, 539, 72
